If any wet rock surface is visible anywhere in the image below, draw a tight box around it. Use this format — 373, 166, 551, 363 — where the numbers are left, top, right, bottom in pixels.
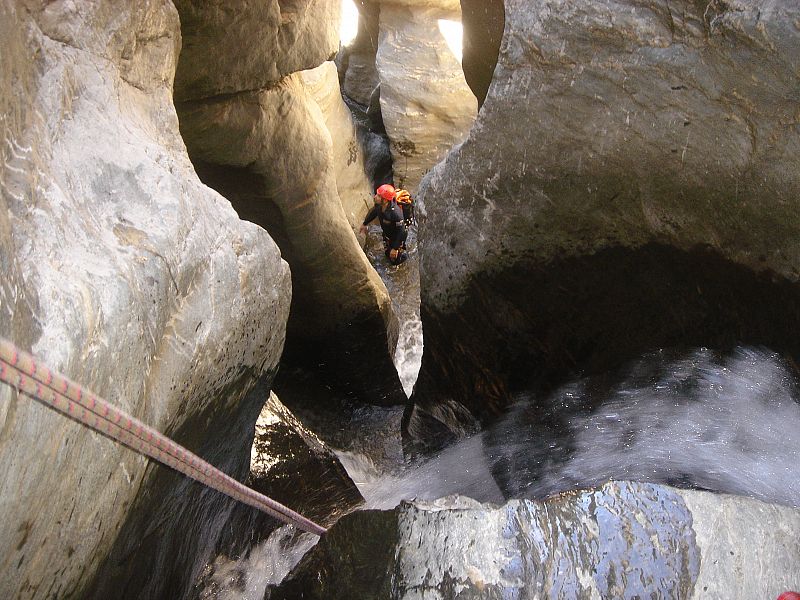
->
274, 480, 800, 599
411, 0, 800, 439
243, 392, 363, 531
193, 392, 363, 597
0, 1, 290, 598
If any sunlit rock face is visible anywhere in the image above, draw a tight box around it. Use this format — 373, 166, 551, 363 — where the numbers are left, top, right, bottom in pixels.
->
173, 0, 340, 101
0, 1, 290, 598
375, 2, 477, 192
410, 0, 800, 441
274, 481, 800, 599
174, 1, 406, 406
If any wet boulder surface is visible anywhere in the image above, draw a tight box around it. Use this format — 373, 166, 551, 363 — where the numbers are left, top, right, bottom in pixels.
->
410, 0, 800, 441
193, 391, 364, 596
222, 392, 364, 551
274, 480, 800, 599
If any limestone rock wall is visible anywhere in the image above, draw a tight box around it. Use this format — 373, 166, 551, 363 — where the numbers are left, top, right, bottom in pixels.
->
173, 0, 340, 101
174, 0, 406, 406
275, 481, 800, 598
341, 1, 381, 107
338, 0, 477, 193
301, 62, 375, 233
410, 0, 800, 437
375, 1, 477, 192
0, 1, 291, 598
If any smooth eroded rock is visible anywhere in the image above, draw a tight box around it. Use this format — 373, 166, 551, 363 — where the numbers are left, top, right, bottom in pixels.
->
300, 62, 375, 234
177, 69, 406, 406
0, 1, 291, 598
411, 0, 800, 437
376, 3, 477, 192
173, 0, 341, 101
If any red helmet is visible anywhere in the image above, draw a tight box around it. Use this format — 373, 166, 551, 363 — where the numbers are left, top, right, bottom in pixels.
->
377, 184, 396, 201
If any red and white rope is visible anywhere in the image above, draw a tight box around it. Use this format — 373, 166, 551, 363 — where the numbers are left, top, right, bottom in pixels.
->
0, 338, 326, 536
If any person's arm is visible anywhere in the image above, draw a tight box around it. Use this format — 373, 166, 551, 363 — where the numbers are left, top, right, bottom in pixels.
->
360, 204, 379, 233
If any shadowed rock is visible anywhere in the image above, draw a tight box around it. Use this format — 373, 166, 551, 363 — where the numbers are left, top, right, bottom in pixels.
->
460, 0, 504, 106
174, 1, 406, 407
193, 391, 363, 595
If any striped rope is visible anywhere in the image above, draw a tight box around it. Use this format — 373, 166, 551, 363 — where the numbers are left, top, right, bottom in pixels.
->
0, 338, 326, 536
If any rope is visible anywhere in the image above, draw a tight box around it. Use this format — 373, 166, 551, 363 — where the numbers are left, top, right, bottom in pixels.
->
0, 338, 326, 536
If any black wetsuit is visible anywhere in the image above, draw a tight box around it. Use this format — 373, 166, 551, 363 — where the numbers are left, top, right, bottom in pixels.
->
363, 200, 408, 265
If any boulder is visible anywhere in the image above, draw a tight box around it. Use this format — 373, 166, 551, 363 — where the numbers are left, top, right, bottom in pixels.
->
376, 3, 477, 192
274, 481, 800, 599
197, 391, 363, 580
173, 0, 341, 101
247, 391, 363, 529
176, 70, 406, 406
410, 0, 800, 438
0, 1, 290, 598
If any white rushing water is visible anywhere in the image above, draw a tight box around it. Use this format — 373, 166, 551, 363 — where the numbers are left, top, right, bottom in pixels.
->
340, 346, 800, 511
197, 527, 319, 600
199, 345, 800, 597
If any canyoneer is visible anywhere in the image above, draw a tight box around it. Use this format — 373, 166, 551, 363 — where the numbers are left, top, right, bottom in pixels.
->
360, 183, 410, 265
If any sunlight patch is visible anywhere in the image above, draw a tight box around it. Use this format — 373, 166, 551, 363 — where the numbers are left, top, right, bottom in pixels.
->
340, 0, 359, 47
437, 19, 463, 62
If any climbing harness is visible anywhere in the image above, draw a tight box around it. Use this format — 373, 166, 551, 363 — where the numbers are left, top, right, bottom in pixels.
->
0, 338, 326, 536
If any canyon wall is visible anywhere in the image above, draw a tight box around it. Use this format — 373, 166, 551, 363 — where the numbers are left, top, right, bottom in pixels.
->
174, 0, 407, 407
409, 0, 800, 443
0, 1, 291, 597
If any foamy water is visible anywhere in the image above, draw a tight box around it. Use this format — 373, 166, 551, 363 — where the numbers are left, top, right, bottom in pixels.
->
342, 346, 800, 510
